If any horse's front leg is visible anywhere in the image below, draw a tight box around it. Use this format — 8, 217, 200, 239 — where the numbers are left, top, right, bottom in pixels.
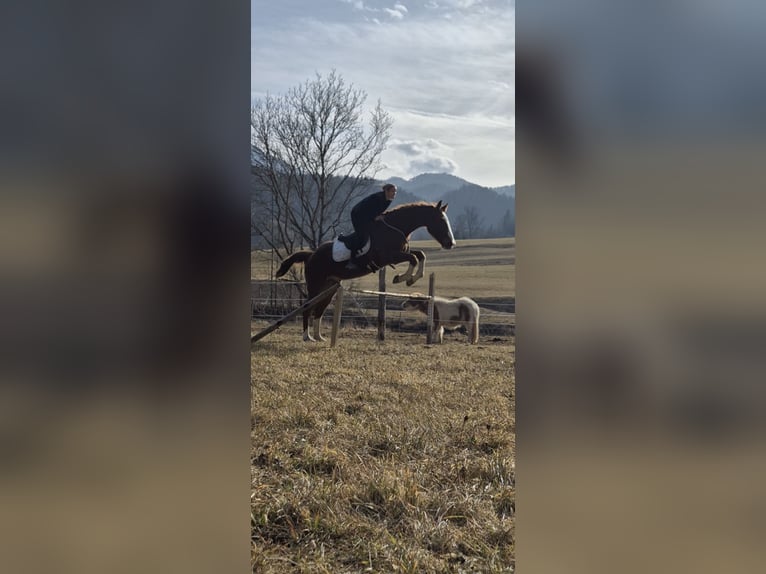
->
408, 249, 426, 285
391, 252, 419, 284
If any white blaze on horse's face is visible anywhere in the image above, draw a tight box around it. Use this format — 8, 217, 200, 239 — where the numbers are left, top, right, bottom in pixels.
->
440, 210, 456, 249
428, 201, 455, 249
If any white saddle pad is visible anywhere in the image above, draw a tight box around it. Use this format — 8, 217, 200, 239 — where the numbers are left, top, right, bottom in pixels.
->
332, 238, 370, 262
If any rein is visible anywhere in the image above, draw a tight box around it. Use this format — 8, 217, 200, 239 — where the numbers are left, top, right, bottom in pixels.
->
380, 217, 409, 242
373, 217, 410, 268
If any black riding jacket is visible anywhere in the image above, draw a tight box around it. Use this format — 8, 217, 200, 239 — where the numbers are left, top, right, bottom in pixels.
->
351, 191, 392, 227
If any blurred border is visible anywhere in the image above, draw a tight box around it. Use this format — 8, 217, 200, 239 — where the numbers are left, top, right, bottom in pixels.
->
0, 2, 251, 573
517, 2, 766, 573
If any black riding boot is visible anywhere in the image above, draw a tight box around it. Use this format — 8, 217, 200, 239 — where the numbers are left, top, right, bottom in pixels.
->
346, 250, 362, 269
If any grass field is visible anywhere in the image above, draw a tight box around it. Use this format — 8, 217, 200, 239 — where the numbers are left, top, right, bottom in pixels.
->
251, 237, 515, 572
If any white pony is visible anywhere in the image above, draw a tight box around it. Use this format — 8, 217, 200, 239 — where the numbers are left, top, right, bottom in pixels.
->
402, 293, 480, 344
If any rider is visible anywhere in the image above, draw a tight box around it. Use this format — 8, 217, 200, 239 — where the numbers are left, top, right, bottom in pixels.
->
345, 183, 397, 268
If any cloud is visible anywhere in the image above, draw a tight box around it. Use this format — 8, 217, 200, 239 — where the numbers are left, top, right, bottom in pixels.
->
252, 1, 515, 186
489, 79, 511, 91
384, 137, 458, 178
339, 0, 379, 13
390, 137, 451, 157
442, 0, 483, 8
410, 156, 458, 174
379, 110, 514, 186
339, 0, 365, 8
382, 2, 408, 20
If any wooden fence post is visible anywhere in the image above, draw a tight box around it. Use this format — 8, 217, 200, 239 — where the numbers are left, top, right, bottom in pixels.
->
377, 268, 386, 341
426, 273, 435, 344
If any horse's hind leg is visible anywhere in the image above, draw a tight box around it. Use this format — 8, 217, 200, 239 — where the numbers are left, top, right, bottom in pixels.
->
313, 306, 325, 342
312, 292, 336, 342
302, 289, 322, 342
302, 309, 316, 342
303, 301, 331, 343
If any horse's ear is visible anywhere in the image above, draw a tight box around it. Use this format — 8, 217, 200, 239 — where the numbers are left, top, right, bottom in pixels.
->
441, 203, 448, 212
435, 200, 442, 209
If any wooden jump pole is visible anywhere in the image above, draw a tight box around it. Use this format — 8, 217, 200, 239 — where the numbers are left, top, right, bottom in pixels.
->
426, 272, 436, 344
250, 283, 340, 343
330, 286, 344, 348
377, 268, 386, 341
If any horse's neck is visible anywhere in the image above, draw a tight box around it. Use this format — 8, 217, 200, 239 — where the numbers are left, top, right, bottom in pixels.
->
386, 207, 428, 235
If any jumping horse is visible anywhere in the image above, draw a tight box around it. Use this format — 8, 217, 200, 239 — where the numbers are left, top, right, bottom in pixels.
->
275, 201, 456, 342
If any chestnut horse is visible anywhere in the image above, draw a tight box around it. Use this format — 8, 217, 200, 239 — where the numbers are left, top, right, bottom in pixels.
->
276, 201, 455, 342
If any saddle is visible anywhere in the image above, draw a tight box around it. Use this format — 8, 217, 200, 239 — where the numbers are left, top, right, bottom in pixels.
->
332, 233, 371, 262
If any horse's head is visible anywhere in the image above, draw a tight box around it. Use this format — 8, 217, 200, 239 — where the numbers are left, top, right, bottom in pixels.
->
427, 201, 456, 249
402, 293, 429, 313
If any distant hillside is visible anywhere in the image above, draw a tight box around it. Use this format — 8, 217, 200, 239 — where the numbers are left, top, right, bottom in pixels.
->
386, 173, 514, 200
377, 174, 515, 239
386, 176, 410, 188
493, 185, 515, 197
441, 185, 514, 238
388, 173, 472, 202
389, 188, 422, 207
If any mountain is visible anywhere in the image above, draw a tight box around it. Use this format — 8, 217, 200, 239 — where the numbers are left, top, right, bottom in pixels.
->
377, 173, 515, 238
386, 176, 410, 188
388, 173, 472, 202
388, 187, 422, 207
385, 172, 514, 200
251, 145, 292, 173
440, 185, 514, 238
493, 184, 515, 198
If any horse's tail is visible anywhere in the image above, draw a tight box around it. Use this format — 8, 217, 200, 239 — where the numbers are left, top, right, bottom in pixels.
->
275, 250, 313, 278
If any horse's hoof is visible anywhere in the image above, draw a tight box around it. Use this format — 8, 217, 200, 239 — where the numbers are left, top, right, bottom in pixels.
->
392, 275, 402, 284
406, 278, 416, 286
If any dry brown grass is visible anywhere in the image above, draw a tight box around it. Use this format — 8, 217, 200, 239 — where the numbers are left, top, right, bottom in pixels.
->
251, 326, 515, 573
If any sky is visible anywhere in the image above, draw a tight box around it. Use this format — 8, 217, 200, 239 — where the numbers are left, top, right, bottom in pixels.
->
251, 0, 515, 188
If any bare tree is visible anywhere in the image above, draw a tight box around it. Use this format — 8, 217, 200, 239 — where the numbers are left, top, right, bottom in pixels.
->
251, 70, 393, 267
500, 208, 515, 236
455, 205, 485, 239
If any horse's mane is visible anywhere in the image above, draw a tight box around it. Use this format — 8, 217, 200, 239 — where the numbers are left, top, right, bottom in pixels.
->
386, 201, 438, 213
